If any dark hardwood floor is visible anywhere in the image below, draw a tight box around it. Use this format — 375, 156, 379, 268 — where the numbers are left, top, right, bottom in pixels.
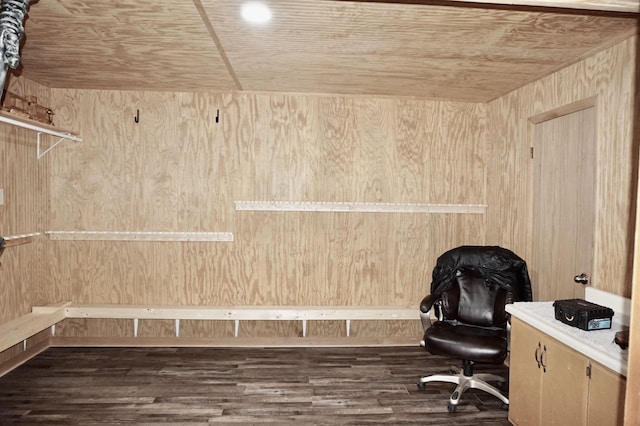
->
0, 346, 511, 425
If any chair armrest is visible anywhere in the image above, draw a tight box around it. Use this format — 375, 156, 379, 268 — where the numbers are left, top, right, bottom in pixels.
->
420, 294, 439, 313
419, 294, 442, 330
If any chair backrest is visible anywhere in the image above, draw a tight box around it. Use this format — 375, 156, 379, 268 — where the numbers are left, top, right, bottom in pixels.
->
430, 245, 533, 303
439, 268, 510, 328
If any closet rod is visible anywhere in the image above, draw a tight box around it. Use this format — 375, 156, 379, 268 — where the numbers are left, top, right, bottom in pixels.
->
0, 112, 82, 142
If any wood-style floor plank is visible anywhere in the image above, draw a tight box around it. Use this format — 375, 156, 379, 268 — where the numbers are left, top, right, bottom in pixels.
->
0, 346, 510, 425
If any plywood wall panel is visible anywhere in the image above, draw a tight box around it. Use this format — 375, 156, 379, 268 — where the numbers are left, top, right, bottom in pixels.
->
486, 35, 637, 298
180, 320, 234, 338
0, 76, 52, 336
2, 35, 636, 347
350, 320, 423, 338
138, 319, 175, 338
55, 318, 133, 338
47, 89, 487, 339
308, 320, 345, 338
238, 321, 302, 338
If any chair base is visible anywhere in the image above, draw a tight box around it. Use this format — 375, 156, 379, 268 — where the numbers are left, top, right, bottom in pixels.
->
417, 364, 509, 412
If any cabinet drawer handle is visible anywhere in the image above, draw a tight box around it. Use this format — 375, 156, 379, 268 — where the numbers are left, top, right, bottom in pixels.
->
540, 345, 547, 373
535, 342, 542, 368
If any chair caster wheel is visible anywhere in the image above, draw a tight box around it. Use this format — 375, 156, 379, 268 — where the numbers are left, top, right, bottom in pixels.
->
447, 403, 457, 413
417, 381, 425, 390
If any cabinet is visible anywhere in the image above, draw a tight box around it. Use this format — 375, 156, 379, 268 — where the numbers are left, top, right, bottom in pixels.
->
509, 317, 626, 426
586, 361, 626, 426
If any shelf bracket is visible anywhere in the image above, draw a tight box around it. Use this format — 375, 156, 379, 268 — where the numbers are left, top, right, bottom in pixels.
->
0, 112, 83, 159
37, 132, 71, 159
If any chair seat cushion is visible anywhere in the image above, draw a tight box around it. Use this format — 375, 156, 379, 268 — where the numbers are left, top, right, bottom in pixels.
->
424, 322, 508, 364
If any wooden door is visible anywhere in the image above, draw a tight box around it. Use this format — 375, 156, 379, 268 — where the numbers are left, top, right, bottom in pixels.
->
531, 106, 597, 301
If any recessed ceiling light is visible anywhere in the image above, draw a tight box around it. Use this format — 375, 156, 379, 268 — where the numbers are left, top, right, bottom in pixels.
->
241, 2, 272, 24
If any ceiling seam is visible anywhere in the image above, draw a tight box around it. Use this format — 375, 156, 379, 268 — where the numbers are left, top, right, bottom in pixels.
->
192, 0, 244, 91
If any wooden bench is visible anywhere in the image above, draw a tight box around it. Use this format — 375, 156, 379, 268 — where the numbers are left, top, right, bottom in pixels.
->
2, 303, 420, 351
0, 306, 66, 352
1, 304, 422, 376
61, 304, 420, 338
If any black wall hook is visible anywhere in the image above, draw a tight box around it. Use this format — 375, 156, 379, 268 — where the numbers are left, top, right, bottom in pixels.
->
134, 109, 140, 123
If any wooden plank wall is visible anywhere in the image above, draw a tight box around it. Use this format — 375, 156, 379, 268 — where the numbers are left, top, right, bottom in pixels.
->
45, 92, 487, 339
0, 78, 52, 364
486, 35, 638, 298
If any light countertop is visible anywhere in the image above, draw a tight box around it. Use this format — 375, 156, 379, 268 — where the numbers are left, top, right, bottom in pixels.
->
506, 291, 628, 377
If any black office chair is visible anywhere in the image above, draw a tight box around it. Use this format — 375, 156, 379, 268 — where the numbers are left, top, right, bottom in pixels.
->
417, 246, 532, 412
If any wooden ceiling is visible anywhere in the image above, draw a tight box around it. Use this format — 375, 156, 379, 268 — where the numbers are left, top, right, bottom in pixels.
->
17, 0, 638, 102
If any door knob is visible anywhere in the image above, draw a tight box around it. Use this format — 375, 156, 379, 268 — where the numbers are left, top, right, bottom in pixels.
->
574, 273, 589, 285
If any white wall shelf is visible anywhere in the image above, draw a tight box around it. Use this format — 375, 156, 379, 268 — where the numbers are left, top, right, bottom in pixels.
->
45, 231, 234, 242
235, 200, 487, 214
0, 112, 82, 159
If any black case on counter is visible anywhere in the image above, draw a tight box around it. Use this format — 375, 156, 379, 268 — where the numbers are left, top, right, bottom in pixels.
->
553, 299, 614, 331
